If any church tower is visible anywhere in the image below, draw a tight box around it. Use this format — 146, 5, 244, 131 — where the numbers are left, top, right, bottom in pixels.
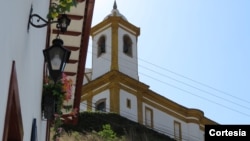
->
82, 2, 217, 140
90, 1, 140, 80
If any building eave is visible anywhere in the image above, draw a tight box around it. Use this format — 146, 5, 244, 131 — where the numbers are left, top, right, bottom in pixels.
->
45, 0, 95, 124
81, 70, 218, 129
91, 16, 140, 37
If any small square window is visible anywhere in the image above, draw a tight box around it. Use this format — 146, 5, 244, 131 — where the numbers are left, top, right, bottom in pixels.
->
127, 99, 131, 109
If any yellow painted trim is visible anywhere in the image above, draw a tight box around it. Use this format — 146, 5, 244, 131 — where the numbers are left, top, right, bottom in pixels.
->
91, 19, 111, 36
119, 24, 140, 36
119, 83, 138, 95
81, 72, 115, 93
109, 80, 120, 114
91, 23, 111, 37
117, 18, 140, 36
91, 16, 140, 37
137, 91, 143, 124
81, 83, 110, 101
80, 70, 217, 131
200, 125, 205, 131
111, 23, 119, 71
87, 91, 93, 111
143, 97, 202, 124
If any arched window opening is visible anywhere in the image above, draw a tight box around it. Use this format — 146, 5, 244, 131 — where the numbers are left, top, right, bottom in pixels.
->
95, 99, 106, 112
97, 35, 106, 57
123, 35, 132, 57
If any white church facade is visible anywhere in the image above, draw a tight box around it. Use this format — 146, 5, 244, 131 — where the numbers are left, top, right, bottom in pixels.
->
80, 2, 217, 141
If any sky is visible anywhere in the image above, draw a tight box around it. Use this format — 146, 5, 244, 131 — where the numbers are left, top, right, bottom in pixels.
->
86, 0, 250, 124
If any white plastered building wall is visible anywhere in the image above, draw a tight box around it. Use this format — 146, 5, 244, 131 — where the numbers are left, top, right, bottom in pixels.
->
119, 89, 138, 122
92, 89, 111, 112
92, 28, 112, 80
0, 0, 49, 140
142, 102, 204, 141
118, 27, 139, 80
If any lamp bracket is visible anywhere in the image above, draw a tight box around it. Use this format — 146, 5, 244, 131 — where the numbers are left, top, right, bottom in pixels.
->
28, 7, 58, 29
29, 14, 58, 28
28, 6, 70, 33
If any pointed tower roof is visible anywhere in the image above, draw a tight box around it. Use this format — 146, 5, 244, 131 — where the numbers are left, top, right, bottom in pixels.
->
113, 0, 117, 9
104, 0, 127, 21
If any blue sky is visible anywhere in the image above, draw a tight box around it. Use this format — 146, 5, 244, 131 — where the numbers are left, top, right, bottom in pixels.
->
86, 0, 250, 124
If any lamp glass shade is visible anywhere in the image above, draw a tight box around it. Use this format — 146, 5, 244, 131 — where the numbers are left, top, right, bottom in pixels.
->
49, 48, 63, 70
43, 38, 71, 83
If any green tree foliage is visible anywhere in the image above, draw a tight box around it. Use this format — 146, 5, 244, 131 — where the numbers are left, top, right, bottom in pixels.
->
98, 124, 117, 141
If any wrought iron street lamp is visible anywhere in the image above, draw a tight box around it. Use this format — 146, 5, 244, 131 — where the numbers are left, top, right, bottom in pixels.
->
42, 38, 70, 120
43, 38, 71, 83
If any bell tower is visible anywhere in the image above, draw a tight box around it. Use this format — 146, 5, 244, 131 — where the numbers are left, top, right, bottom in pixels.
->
90, 1, 140, 80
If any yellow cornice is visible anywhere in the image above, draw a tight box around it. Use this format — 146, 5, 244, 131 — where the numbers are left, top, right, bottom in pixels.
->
90, 16, 140, 37
119, 83, 137, 95
142, 92, 218, 130
81, 83, 110, 102
81, 70, 217, 130
81, 75, 110, 95
111, 22, 119, 71
118, 72, 218, 127
81, 70, 148, 92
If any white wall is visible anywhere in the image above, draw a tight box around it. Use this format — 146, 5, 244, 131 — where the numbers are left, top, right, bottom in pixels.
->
142, 102, 204, 141
118, 28, 139, 80
187, 123, 204, 141
92, 28, 112, 80
119, 89, 138, 122
0, 0, 49, 140
92, 90, 110, 112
